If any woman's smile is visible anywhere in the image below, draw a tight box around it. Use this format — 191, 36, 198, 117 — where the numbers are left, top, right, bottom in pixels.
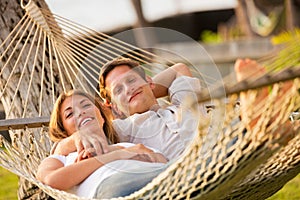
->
78, 117, 94, 129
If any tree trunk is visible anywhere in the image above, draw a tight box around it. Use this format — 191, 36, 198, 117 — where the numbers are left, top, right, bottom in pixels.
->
130, 0, 157, 48
0, 0, 66, 199
235, 0, 254, 38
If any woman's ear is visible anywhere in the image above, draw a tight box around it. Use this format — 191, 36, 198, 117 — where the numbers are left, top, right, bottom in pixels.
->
146, 76, 155, 90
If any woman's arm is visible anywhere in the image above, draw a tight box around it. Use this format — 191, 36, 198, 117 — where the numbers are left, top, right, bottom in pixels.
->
37, 144, 165, 190
152, 63, 192, 98
52, 129, 117, 157
37, 151, 125, 190
51, 136, 76, 155
37, 157, 103, 190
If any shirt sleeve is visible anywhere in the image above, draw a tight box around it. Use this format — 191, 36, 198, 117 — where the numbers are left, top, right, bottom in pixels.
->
48, 154, 66, 165
169, 76, 201, 106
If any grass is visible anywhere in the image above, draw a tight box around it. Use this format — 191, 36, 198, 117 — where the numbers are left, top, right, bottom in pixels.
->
0, 167, 18, 200
0, 166, 299, 199
267, 173, 300, 200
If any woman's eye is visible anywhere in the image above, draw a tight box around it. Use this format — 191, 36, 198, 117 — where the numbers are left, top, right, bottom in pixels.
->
66, 112, 73, 119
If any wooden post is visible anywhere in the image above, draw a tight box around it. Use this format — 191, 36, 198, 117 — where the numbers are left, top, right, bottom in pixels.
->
234, 0, 254, 38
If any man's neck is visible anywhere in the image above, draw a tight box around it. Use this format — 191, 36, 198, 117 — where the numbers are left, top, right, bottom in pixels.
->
149, 104, 160, 112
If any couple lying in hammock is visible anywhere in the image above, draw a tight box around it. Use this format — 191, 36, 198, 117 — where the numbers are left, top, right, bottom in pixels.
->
37, 58, 288, 198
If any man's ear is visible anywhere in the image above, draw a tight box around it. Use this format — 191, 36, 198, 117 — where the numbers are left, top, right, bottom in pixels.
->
146, 76, 155, 90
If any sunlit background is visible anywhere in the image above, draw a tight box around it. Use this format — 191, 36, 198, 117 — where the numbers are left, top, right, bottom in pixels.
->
45, 0, 237, 31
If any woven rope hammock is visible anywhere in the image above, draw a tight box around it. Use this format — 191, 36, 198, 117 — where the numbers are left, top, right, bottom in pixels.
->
0, 1, 300, 199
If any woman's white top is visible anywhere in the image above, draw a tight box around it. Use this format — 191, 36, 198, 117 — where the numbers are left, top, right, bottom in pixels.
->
48, 142, 165, 198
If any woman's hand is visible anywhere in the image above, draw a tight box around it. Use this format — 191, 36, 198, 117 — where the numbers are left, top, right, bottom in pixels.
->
82, 144, 167, 164
121, 144, 168, 163
95, 149, 138, 164
75, 145, 124, 162
75, 148, 96, 162
125, 144, 154, 154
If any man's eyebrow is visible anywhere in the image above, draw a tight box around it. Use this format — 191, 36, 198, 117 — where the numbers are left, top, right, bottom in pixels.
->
79, 99, 90, 105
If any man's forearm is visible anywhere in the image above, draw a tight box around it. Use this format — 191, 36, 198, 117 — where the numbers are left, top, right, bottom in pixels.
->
152, 63, 192, 98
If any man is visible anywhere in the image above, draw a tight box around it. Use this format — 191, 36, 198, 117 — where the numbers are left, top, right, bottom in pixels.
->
99, 58, 202, 160
53, 58, 202, 161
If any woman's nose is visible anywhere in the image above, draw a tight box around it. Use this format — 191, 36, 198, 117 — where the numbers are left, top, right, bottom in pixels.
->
75, 108, 85, 117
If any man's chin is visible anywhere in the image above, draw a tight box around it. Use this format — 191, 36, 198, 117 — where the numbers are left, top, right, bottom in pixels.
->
129, 107, 149, 116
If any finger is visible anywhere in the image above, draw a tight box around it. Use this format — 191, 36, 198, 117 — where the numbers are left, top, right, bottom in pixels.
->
91, 136, 109, 155
82, 140, 93, 152
92, 141, 104, 156
100, 141, 109, 154
76, 142, 84, 154
82, 151, 89, 159
87, 148, 97, 157
132, 154, 152, 162
76, 151, 85, 162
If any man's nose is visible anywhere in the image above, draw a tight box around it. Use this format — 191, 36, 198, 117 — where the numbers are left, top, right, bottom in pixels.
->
125, 83, 135, 95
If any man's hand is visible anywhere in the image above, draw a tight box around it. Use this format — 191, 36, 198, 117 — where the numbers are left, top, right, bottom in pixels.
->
73, 128, 107, 154
75, 148, 97, 162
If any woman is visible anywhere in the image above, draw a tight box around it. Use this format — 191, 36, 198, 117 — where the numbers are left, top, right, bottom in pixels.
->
37, 90, 167, 198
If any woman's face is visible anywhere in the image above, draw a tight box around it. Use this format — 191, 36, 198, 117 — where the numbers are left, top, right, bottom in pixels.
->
60, 95, 104, 136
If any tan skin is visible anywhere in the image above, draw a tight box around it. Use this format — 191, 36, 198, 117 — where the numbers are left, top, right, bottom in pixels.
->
53, 63, 193, 157
53, 58, 298, 163
234, 58, 298, 142
37, 94, 167, 191
234, 58, 269, 127
54, 59, 296, 158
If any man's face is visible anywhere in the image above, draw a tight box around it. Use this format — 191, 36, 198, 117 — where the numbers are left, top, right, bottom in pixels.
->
104, 65, 157, 116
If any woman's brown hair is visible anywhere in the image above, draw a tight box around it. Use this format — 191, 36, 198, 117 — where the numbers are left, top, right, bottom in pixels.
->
49, 90, 119, 144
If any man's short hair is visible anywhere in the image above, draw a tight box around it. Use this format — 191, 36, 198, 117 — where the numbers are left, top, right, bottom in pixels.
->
99, 57, 146, 102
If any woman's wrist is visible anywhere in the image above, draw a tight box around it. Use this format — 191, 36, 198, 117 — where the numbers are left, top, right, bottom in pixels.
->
107, 145, 125, 152
95, 151, 120, 165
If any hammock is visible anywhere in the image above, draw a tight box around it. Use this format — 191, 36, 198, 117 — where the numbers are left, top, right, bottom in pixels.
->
0, 1, 300, 199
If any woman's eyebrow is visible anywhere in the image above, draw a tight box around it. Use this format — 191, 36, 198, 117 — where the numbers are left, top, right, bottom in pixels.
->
63, 106, 72, 115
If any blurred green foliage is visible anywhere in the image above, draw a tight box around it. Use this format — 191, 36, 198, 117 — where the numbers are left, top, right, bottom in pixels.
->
200, 30, 223, 44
